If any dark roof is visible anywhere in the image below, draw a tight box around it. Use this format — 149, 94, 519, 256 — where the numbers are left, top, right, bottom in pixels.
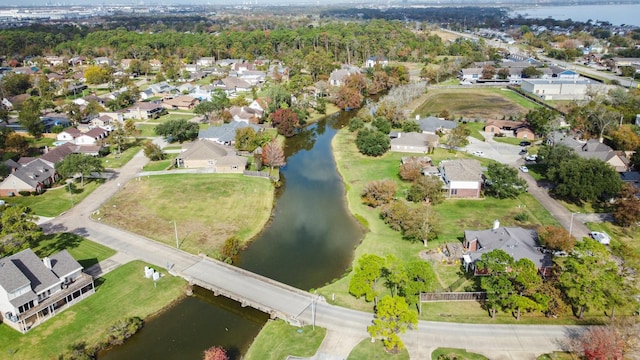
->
440, 159, 483, 182
12, 159, 55, 187
49, 250, 82, 278
0, 249, 61, 295
199, 121, 261, 144
416, 116, 458, 133
41, 142, 75, 164
464, 227, 552, 268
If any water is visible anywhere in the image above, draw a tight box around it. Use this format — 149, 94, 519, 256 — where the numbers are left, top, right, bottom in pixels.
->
99, 112, 363, 359
510, 4, 640, 27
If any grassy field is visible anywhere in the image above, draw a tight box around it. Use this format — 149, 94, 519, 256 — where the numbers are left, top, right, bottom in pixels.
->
145, 113, 195, 124
98, 174, 274, 256
413, 88, 539, 121
244, 320, 326, 360
316, 127, 564, 319
136, 123, 157, 137
347, 339, 410, 360
33, 232, 116, 269
0, 261, 186, 360
431, 348, 489, 360
0, 179, 103, 217
142, 153, 178, 171
101, 145, 142, 169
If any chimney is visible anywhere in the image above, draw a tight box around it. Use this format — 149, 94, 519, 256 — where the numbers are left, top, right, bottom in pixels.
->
43, 257, 52, 269
415, 115, 420, 121
493, 219, 500, 230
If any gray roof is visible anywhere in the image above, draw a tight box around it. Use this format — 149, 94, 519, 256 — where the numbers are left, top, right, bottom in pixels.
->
12, 159, 55, 188
179, 140, 230, 160
50, 250, 82, 278
464, 227, 552, 268
199, 121, 261, 144
0, 249, 61, 296
440, 159, 483, 182
416, 116, 458, 133
390, 132, 438, 148
522, 78, 592, 85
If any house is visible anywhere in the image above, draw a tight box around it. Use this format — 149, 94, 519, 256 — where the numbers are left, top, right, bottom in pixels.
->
0, 248, 95, 333
439, 159, 483, 198
40, 114, 71, 133
390, 132, 438, 154
214, 77, 252, 95
365, 56, 389, 68
175, 140, 247, 173
192, 85, 215, 101
139, 88, 154, 100
56, 127, 109, 146
228, 105, 263, 123
148, 81, 176, 95
328, 66, 361, 87
197, 57, 216, 67
401, 156, 439, 176
416, 116, 457, 134
199, 121, 262, 145
462, 221, 552, 274
124, 102, 164, 120
521, 78, 597, 101
576, 140, 629, 172
460, 68, 483, 82
149, 59, 162, 70
0, 159, 58, 196
183, 64, 200, 73
162, 95, 199, 110
93, 57, 112, 66
484, 120, 535, 139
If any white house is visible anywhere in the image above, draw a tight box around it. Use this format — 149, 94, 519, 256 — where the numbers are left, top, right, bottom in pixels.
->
0, 249, 95, 333
197, 57, 216, 67
56, 127, 109, 146
365, 56, 389, 68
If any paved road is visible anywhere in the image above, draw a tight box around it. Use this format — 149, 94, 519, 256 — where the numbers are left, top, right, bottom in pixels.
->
38, 142, 586, 359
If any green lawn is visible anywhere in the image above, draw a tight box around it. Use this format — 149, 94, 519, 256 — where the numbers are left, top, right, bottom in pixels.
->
98, 174, 274, 257
431, 348, 488, 360
33, 232, 116, 269
26, 136, 56, 148
136, 124, 157, 137
148, 113, 195, 124
244, 320, 326, 360
0, 179, 103, 217
347, 339, 410, 360
492, 136, 527, 146
142, 153, 178, 171
463, 121, 486, 141
537, 352, 580, 360
0, 261, 186, 360
101, 145, 142, 168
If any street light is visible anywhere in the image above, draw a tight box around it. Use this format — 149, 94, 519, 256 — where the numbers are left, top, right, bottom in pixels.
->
569, 212, 580, 236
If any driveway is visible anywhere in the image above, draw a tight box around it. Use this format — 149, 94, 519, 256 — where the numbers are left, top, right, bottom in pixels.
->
464, 132, 523, 165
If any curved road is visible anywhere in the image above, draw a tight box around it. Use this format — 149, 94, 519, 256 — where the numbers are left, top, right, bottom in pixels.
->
41, 142, 583, 360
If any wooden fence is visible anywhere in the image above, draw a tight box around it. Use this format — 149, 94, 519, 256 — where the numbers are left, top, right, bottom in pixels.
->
418, 291, 487, 315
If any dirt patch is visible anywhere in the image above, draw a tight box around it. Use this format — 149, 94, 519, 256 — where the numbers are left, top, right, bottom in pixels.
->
415, 89, 529, 121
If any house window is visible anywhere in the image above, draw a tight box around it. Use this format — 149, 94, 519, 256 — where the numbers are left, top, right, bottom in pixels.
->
451, 189, 458, 195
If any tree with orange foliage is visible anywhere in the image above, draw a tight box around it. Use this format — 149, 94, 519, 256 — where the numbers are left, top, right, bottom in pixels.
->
203, 345, 228, 360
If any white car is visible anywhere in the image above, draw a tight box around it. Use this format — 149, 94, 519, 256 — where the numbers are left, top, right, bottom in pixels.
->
471, 151, 485, 157
519, 165, 529, 173
589, 231, 611, 245
525, 154, 538, 161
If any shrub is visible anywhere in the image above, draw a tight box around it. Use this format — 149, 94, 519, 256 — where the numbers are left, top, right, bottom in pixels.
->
108, 317, 143, 346
18, 190, 31, 196
348, 117, 364, 132
361, 179, 397, 207
372, 117, 391, 134
514, 212, 529, 222
355, 129, 389, 157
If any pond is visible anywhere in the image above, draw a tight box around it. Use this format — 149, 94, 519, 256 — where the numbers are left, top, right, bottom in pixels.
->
99, 111, 363, 359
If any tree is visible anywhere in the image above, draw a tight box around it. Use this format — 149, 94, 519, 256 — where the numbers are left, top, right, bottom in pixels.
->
481, 65, 496, 80
0, 205, 42, 256
65, 102, 84, 125
525, 107, 559, 138
5, 132, 30, 155
609, 125, 640, 151
507, 258, 543, 320
154, 119, 199, 143
264, 85, 291, 115
380, 201, 438, 246
400, 261, 436, 307
194, 101, 219, 122
548, 157, 622, 203
55, 153, 104, 188
84, 65, 111, 84
361, 179, 397, 207
368, 295, 418, 353
575, 326, 625, 360
497, 67, 510, 80
1, 73, 31, 97
269, 108, 299, 137
612, 183, 640, 228
143, 141, 165, 161
234, 127, 258, 152
18, 97, 45, 138
559, 239, 617, 319
407, 176, 444, 204
484, 163, 527, 199
261, 141, 286, 174
399, 160, 423, 182
521, 66, 543, 79
445, 125, 470, 151
355, 129, 390, 157
349, 254, 385, 302
567, 101, 620, 143
372, 117, 391, 135
537, 225, 576, 252
335, 86, 363, 110
481, 270, 514, 318
203, 346, 228, 360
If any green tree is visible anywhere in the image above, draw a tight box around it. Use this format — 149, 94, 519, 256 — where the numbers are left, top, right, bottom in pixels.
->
445, 125, 470, 150
84, 65, 111, 84
143, 141, 165, 161
0, 205, 42, 256
55, 153, 104, 187
355, 128, 389, 157
18, 97, 45, 138
400, 261, 436, 307
484, 163, 527, 199
372, 117, 391, 134
368, 295, 418, 353
525, 107, 559, 138
234, 127, 258, 152
407, 176, 444, 204
349, 254, 385, 302
154, 119, 199, 143
548, 157, 622, 203
521, 66, 543, 79
481, 272, 514, 318
559, 239, 617, 319
1, 73, 31, 97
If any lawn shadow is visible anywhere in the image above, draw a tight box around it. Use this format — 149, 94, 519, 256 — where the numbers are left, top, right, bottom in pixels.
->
93, 277, 107, 290
78, 257, 99, 269
37, 232, 83, 257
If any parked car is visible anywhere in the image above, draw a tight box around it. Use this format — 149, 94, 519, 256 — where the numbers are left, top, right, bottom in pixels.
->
525, 154, 538, 161
519, 165, 529, 173
589, 231, 611, 245
519, 148, 527, 155
553, 250, 568, 257
471, 151, 485, 157
519, 141, 531, 146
